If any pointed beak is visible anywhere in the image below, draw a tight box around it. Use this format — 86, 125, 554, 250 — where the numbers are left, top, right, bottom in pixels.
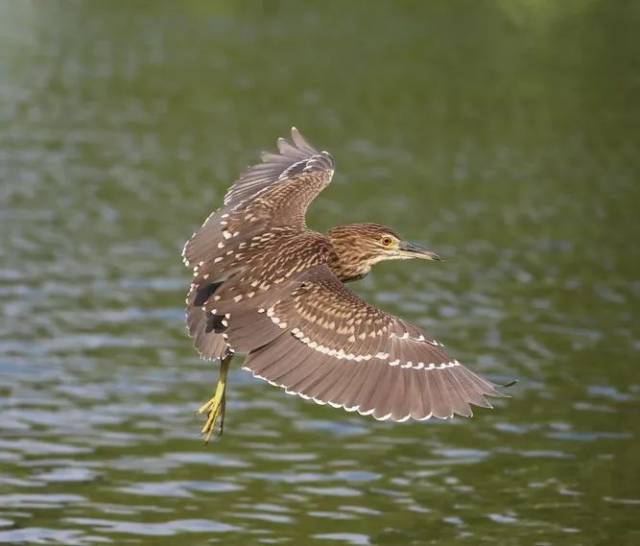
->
398, 241, 443, 261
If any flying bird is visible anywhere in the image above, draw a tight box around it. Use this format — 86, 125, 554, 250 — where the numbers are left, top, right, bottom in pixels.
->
182, 128, 503, 441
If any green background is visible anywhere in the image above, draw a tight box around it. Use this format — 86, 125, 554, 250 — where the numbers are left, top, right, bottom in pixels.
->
1, 1, 638, 545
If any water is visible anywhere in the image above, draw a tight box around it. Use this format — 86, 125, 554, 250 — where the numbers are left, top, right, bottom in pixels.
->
1, 1, 639, 544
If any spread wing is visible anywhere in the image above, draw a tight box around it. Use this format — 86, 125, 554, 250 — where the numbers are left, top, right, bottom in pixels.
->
209, 265, 502, 422
182, 127, 335, 269
223, 127, 335, 210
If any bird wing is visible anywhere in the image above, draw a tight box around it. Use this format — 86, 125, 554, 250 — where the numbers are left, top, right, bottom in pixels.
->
213, 265, 502, 422
223, 127, 335, 210
184, 230, 334, 361
182, 128, 334, 268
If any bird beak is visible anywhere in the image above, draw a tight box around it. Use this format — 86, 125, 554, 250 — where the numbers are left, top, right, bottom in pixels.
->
399, 241, 443, 261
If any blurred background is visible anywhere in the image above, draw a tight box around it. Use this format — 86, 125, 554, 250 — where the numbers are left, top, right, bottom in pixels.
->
1, 1, 639, 545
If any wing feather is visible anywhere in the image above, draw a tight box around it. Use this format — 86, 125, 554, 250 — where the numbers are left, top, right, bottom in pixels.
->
182, 129, 335, 362
222, 126, 334, 213
182, 128, 334, 268
218, 265, 504, 422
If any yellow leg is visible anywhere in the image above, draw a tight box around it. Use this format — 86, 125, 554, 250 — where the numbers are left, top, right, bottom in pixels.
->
198, 354, 232, 442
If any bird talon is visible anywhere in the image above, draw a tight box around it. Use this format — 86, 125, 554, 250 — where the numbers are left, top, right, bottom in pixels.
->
197, 355, 231, 443
198, 389, 225, 442
197, 398, 214, 414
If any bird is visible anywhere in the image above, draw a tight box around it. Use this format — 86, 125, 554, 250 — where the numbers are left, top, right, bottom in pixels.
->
182, 127, 504, 441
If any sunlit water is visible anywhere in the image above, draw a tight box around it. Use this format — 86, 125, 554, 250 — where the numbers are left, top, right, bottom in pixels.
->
1, 2, 639, 545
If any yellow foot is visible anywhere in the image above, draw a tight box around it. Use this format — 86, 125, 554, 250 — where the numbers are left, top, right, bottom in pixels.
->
197, 354, 232, 443
198, 382, 226, 442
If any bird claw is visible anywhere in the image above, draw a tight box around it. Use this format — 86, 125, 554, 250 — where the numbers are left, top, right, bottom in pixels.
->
198, 381, 227, 442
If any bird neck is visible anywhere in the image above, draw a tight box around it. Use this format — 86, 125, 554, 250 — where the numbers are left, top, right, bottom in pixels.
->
327, 226, 373, 283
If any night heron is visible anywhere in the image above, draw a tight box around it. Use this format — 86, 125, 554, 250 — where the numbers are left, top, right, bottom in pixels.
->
183, 128, 504, 441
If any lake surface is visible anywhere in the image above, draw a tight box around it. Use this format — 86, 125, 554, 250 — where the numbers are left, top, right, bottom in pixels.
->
1, 1, 639, 545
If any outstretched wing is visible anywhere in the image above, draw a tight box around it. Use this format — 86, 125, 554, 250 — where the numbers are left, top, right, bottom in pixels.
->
223, 127, 335, 210
182, 127, 334, 268
211, 265, 503, 422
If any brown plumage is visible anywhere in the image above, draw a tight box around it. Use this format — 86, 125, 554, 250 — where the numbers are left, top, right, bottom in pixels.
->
183, 128, 503, 437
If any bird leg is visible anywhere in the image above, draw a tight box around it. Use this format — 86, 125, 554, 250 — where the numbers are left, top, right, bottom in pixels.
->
198, 354, 232, 442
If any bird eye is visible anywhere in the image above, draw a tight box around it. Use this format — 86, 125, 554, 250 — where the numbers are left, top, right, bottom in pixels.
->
381, 236, 393, 247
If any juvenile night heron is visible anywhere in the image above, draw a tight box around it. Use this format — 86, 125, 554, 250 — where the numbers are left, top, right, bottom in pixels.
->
183, 128, 503, 441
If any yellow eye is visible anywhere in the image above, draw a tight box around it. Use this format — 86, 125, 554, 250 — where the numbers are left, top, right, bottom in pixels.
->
381, 236, 393, 247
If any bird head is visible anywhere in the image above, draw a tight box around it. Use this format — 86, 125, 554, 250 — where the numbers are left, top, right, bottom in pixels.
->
328, 223, 441, 282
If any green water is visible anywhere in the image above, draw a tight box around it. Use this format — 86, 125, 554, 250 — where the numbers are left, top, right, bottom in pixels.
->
1, 1, 639, 544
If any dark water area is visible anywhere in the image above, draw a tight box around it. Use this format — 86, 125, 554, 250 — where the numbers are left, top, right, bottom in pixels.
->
1, 1, 639, 544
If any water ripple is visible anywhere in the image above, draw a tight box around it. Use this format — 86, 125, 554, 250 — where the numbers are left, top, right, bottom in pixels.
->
1, 2, 638, 545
